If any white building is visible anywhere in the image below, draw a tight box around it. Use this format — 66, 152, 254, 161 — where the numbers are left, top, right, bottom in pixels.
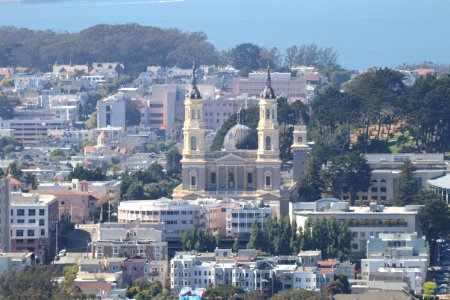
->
170, 249, 354, 296
361, 233, 429, 295
95, 222, 167, 261
9, 192, 59, 261
0, 252, 33, 274
118, 198, 278, 240
292, 199, 422, 255
351, 153, 446, 202
427, 173, 450, 204
97, 95, 126, 128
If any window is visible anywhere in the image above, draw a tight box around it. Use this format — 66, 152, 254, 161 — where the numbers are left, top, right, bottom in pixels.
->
371, 187, 378, 193
17, 209, 24, 216
40, 229, 45, 236
28, 219, 35, 224
380, 187, 387, 193
247, 173, 253, 184
265, 175, 271, 186
27, 230, 34, 237
17, 219, 25, 224
28, 209, 36, 216
266, 109, 270, 119
298, 136, 303, 143
190, 136, 197, 151
265, 136, 272, 150
191, 176, 196, 187
16, 230, 24, 237
211, 172, 216, 184
39, 219, 45, 226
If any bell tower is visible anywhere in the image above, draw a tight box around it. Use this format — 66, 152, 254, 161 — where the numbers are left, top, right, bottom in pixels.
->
256, 66, 281, 194
292, 124, 310, 182
180, 64, 206, 193
257, 66, 280, 159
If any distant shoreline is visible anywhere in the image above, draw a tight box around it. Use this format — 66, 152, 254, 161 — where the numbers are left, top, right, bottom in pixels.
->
0, 0, 65, 3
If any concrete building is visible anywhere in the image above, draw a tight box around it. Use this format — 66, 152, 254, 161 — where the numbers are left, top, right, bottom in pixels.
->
427, 173, 450, 204
10, 192, 58, 261
350, 153, 446, 202
0, 252, 33, 274
173, 66, 288, 214
233, 72, 307, 99
118, 198, 278, 240
292, 199, 422, 255
0, 179, 10, 252
361, 233, 429, 295
0, 118, 68, 146
97, 94, 126, 128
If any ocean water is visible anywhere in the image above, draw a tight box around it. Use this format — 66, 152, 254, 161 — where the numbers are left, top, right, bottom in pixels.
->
0, 0, 449, 69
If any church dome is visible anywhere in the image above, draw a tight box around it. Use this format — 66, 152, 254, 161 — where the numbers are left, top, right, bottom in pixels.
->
223, 124, 258, 151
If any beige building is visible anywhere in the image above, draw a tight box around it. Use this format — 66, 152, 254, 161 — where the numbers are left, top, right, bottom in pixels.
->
173, 66, 289, 214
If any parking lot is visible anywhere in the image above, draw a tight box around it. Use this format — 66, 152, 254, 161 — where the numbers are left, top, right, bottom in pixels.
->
433, 239, 450, 295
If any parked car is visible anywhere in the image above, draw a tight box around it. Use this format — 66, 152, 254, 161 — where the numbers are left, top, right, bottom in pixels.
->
58, 248, 67, 257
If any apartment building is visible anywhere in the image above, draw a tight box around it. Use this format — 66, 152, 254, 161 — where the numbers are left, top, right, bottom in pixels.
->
361, 233, 429, 295
9, 192, 58, 261
291, 199, 422, 255
94, 222, 168, 285
170, 249, 354, 297
118, 198, 279, 240
0, 118, 68, 146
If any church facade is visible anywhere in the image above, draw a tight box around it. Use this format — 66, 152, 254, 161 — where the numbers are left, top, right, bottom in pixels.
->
172, 66, 305, 215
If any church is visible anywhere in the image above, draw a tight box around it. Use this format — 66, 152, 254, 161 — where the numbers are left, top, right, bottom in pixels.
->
172, 66, 309, 215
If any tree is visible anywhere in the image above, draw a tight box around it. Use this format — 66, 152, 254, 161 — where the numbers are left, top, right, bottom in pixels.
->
322, 152, 372, 205
395, 159, 418, 206
334, 273, 351, 293
418, 194, 450, 243
22, 172, 38, 190
181, 229, 216, 252
126, 100, 141, 126
7, 162, 22, 179
165, 146, 182, 177
423, 281, 437, 299
68, 165, 106, 181
203, 285, 244, 299
126, 181, 144, 200
247, 220, 266, 250
85, 112, 97, 129
227, 43, 263, 72
233, 238, 239, 253
324, 280, 345, 296
298, 156, 324, 202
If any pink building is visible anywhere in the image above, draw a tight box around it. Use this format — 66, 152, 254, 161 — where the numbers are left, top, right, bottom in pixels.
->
233, 72, 307, 99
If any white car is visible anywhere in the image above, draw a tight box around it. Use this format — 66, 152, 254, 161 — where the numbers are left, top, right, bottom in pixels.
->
58, 249, 67, 257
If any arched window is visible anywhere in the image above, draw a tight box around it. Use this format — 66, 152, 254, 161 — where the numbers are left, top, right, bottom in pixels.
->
191, 176, 196, 187
298, 136, 303, 143
265, 136, 272, 151
266, 109, 270, 119
190, 136, 197, 151
271, 109, 275, 119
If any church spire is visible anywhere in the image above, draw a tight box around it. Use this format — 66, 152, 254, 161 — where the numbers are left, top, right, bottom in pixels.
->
260, 63, 276, 99
188, 62, 202, 99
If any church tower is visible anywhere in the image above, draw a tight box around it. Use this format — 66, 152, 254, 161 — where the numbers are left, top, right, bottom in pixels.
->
292, 123, 310, 183
256, 66, 281, 192
180, 65, 206, 193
